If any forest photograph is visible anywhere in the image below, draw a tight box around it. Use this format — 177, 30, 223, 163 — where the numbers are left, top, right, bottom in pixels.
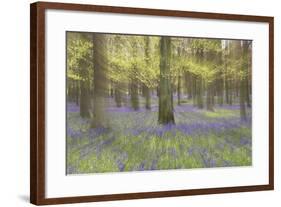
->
66, 31, 252, 174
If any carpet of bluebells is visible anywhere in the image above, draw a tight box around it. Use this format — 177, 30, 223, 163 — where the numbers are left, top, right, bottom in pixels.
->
66, 97, 252, 174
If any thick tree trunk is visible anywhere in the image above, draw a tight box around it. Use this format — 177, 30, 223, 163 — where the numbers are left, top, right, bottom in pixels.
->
158, 37, 175, 125
91, 34, 108, 128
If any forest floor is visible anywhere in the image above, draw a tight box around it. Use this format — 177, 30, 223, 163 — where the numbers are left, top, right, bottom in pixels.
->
66, 97, 252, 174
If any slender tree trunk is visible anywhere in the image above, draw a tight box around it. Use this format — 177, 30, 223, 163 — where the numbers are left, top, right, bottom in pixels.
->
206, 82, 214, 111
218, 79, 224, 106
192, 74, 197, 106
156, 86, 159, 97
240, 78, 247, 120
130, 79, 139, 110
245, 76, 251, 107
177, 74, 181, 105
185, 71, 192, 99
225, 77, 229, 104
91, 34, 108, 128
80, 79, 90, 118
217, 48, 224, 106
158, 37, 175, 124
110, 80, 114, 98
115, 83, 122, 107
245, 50, 251, 108
224, 43, 230, 105
75, 80, 79, 105
143, 85, 151, 110
229, 82, 233, 105
67, 79, 73, 102
195, 49, 204, 109
238, 40, 247, 120
196, 76, 204, 109
144, 36, 151, 110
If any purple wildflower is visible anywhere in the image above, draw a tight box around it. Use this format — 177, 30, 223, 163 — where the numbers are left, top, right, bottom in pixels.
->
67, 127, 82, 138
67, 102, 80, 113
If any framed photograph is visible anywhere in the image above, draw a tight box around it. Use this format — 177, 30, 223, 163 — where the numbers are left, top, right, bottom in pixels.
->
30, 1, 274, 205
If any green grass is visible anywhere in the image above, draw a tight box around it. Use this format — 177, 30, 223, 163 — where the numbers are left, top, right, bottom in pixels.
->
203, 109, 238, 118
66, 102, 252, 174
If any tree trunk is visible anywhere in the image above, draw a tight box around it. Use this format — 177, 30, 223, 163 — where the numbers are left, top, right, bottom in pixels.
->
240, 78, 247, 120
80, 80, 90, 118
144, 85, 151, 110
130, 79, 139, 110
74, 80, 79, 105
177, 74, 181, 105
110, 80, 114, 98
218, 78, 224, 106
114, 83, 122, 107
206, 82, 214, 111
245, 75, 251, 107
91, 34, 108, 128
185, 71, 192, 99
229, 81, 233, 105
239, 40, 247, 120
196, 77, 204, 109
225, 77, 229, 105
192, 74, 197, 106
144, 36, 151, 110
158, 37, 175, 125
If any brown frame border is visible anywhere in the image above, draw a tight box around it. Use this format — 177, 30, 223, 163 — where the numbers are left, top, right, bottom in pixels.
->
30, 1, 274, 205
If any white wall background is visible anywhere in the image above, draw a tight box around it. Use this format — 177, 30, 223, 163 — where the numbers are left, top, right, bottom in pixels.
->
0, 0, 279, 206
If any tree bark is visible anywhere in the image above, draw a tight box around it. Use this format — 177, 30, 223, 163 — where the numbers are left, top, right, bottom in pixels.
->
130, 79, 139, 110
144, 36, 151, 110
177, 74, 181, 105
158, 37, 175, 124
80, 79, 90, 118
114, 83, 122, 107
144, 85, 151, 110
74, 80, 79, 105
206, 82, 214, 111
196, 77, 204, 109
239, 78, 247, 120
91, 34, 108, 128
238, 40, 247, 120
184, 71, 193, 99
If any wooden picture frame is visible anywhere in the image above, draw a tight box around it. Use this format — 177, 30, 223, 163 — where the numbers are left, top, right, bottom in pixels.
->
30, 1, 274, 205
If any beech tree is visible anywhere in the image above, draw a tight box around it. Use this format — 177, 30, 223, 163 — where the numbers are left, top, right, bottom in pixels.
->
158, 36, 175, 124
